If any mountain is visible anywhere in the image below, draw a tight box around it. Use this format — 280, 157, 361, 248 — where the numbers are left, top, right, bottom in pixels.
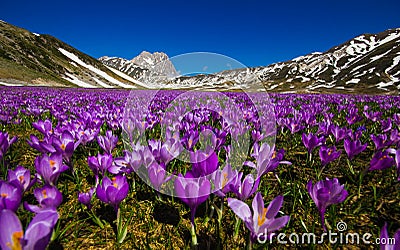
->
256, 28, 400, 94
99, 51, 178, 81
101, 28, 400, 94
0, 20, 139, 88
1, 19, 399, 93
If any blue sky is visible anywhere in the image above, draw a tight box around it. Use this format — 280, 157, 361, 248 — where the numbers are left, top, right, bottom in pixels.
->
1, 0, 399, 68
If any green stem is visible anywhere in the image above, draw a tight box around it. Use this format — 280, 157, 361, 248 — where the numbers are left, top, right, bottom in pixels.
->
358, 173, 363, 197
346, 159, 354, 175
246, 231, 253, 250
1, 157, 6, 180
234, 217, 241, 240
358, 164, 370, 197
190, 221, 198, 248
90, 210, 104, 229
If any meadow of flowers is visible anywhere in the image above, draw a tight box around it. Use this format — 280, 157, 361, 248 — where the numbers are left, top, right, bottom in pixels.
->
0, 86, 399, 249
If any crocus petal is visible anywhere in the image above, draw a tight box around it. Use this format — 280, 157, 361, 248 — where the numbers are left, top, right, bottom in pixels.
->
24, 210, 59, 250
0, 209, 23, 250
380, 223, 389, 250
265, 195, 284, 219
252, 192, 264, 224
96, 183, 107, 203
316, 188, 331, 203
227, 197, 252, 223
263, 215, 290, 232
24, 201, 42, 213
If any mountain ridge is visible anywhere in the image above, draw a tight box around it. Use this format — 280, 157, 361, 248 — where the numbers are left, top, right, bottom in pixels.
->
99, 28, 400, 94
0, 21, 139, 88
0, 20, 399, 94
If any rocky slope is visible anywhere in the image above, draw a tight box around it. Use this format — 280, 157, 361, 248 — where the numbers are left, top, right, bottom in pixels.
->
1, 19, 399, 93
101, 28, 400, 93
0, 20, 138, 88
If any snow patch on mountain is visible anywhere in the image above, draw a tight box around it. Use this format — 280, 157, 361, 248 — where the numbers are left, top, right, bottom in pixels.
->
59, 48, 136, 88
63, 73, 96, 88
92, 77, 113, 88
0, 81, 23, 87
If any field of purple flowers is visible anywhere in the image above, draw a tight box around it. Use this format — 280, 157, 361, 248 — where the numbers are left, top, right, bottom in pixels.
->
0, 86, 399, 249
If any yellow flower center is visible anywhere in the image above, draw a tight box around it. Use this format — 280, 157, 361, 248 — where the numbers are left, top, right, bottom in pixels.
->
6, 231, 23, 250
61, 143, 66, 151
49, 160, 56, 168
222, 172, 229, 188
42, 189, 48, 198
1, 193, 8, 198
18, 176, 24, 183
112, 177, 118, 188
258, 208, 268, 226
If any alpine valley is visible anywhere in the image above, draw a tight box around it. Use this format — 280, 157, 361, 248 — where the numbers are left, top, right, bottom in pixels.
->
1, 20, 399, 94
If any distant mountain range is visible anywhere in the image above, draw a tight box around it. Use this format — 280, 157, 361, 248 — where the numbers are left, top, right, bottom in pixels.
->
0, 20, 399, 94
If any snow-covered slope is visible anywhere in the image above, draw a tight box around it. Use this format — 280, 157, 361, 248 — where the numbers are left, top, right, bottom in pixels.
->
99, 51, 178, 82
101, 28, 400, 93
0, 21, 140, 88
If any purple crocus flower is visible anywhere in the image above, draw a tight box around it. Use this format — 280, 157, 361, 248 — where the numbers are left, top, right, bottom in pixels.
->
228, 193, 290, 242
27, 134, 56, 154
287, 120, 305, 134
347, 129, 363, 141
245, 143, 273, 177
393, 113, 400, 127
346, 113, 362, 125
381, 118, 392, 133
307, 178, 348, 231
188, 150, 219, 177
147, 139, 162, 163
181, 130, 199, 151
174, 174, 210, 224
317, 122, 332, 136
265, 148, 292, 175
160, 138, 182, 165
302, 133, 325, 153
379, 222, 400, 250
386, 148, 400, 181
211, 163, 237, 197
147, 162, 172, 190
0, 209, 58, 250
78, 187, 95, 210
344, 138, 368, 160
111, 149, 142, 174
96, 175, 129, 211
0, 180, 22, 212
390, 129, 400, 146
24, 185, 63, 213
329, 125, 348, 142
319, 145, 342, 166
35, 153, 69, 186
363, 110, 382, 122
0, 131, 17, 161
369, 151, 395, 171
231, 173, 260, 201
7, 166, 35, 193
32, 119, 53, 137
88, 153, 113, 178
371, 134, 391, 151
97, 130, 118, 154
52, 130, 77, 161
